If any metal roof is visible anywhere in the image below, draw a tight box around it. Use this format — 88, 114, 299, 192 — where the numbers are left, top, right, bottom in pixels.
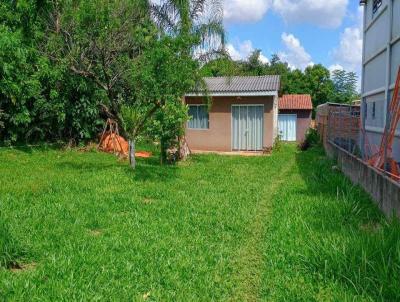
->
279, 94, 313, 110
187, 75, 280, 96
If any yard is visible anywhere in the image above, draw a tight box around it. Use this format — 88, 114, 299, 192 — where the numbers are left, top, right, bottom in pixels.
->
0, 144, 399, 301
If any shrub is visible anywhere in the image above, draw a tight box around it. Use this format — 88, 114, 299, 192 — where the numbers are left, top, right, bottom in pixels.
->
298, 128, 320, 151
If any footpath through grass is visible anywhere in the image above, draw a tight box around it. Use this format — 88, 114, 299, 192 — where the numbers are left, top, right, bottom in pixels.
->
0, 144, 399, 301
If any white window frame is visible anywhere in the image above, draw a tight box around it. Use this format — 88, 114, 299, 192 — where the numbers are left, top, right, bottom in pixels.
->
187, 104, 209, 130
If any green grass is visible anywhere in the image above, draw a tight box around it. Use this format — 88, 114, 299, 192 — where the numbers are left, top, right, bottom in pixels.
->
0, 144, 399, 301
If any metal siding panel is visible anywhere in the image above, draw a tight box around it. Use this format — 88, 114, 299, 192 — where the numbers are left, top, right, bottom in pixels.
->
232, 105, 264, 151
364, 51, 387, 92
393, 0, 400, 39
240, 106, 247, 150
390, 40, 400, 86
365, 8, 390, 59
232, 106, 239, 150
278, 114, 297, 141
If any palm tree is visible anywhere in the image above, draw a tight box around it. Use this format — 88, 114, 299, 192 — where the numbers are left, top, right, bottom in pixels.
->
149, 0, 225, 62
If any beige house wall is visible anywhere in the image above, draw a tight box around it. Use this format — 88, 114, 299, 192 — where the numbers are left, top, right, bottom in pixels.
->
185, 96, 276, 152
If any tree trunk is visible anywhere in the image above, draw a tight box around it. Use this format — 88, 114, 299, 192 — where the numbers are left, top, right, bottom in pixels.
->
160, 137, 167, 166
179, 136, 191, 160
129, 139, 136, 169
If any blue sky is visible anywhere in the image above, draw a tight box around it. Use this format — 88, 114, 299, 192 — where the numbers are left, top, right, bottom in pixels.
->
223, 0, 363, 80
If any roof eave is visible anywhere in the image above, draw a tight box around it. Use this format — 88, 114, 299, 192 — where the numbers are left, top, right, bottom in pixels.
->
185, 91, 278, 97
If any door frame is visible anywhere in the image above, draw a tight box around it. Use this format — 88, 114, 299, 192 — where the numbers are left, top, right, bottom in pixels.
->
231, 104, 265, 151
278, 114, 297, 142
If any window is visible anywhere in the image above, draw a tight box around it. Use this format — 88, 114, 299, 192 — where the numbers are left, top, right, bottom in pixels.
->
372, 102, 376, 120
373, 0, 382, 14
188, 105, 209, 129
365, 102, 368, 119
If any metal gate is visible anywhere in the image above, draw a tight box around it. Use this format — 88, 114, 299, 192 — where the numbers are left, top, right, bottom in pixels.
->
232, 105, 264, 151
278, 114, 297, 141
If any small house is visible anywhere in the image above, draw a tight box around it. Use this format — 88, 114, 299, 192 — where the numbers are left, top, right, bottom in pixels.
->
278, 94, 313, 142
184, 76, 280, 152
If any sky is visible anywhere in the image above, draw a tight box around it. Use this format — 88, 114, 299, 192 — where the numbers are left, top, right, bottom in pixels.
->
223, 0, 363, 82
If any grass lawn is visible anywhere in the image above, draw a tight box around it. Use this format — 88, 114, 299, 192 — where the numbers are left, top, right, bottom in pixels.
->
0, 144, 399, 301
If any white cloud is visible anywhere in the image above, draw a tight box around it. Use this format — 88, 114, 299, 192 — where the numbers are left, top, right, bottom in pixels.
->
279, 33, 313, 70
272, 0, 348, 28
328, 64, 344, 74
332, 27, 363, 71
224, 0, 271, 23
330, 6, 363, 90
227, 40, 269, 63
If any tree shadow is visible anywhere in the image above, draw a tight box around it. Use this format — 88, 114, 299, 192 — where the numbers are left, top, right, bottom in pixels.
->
56, 161, 118, 172
123, 156, 179, 183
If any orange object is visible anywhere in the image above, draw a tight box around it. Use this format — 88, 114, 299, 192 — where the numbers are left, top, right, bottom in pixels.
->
97, 119, 152, 158
99, 132, 129, 155
368, 67, 400, 180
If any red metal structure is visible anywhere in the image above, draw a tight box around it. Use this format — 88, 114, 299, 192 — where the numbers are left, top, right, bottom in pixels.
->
368, 67, 400, 180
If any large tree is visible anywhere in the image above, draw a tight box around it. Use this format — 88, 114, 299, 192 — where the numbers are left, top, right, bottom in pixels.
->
43, 0, 224, 168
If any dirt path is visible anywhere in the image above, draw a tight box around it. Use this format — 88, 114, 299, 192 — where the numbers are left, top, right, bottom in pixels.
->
228, 157, 295, 301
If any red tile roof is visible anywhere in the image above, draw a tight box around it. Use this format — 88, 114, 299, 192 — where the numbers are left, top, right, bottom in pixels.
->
279, 94, 313, 110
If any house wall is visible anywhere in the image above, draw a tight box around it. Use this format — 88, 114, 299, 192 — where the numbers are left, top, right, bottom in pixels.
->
278, 109, 312, 142
185, 96, 276, 152
361, 0, 400, 160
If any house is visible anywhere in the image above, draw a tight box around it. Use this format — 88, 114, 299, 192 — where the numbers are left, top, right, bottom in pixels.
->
359, 0, 400, 160
184, 75, 280, 152
278, 94, 313, 142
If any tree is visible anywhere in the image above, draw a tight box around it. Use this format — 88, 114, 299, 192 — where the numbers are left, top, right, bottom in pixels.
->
242, 50, 267, 76
331, 70, 358, 103
303, 64, 335, 108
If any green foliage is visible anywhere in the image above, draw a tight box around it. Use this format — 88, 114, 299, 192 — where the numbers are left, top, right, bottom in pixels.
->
201, 52, 359, 111
298, 128, 320, 151
331, 69, 359, 103
0, 2, 104, 144
0, 0, 222, 149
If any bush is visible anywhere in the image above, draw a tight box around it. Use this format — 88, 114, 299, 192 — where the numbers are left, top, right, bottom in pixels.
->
298, 128, 320, 151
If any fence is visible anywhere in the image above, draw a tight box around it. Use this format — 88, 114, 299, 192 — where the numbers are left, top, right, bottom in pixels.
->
316, 102, 400, 217
316, 103, 361, 155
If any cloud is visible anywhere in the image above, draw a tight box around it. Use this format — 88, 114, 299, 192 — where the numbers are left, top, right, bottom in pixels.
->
278, 33, 313, 70
330, 7, 363, 90
328, 64, 344, 74
227, 40, 269, 63
224, 0, 271, 23
272, 0, 348, 28
331, 7, 363, 71
332, 27, 363, 71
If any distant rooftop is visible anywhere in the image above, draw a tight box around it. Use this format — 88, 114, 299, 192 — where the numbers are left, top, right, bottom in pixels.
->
187, 75, 280, 96
279, 95, 313, 110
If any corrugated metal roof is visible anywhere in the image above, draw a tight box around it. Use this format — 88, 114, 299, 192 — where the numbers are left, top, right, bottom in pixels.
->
201, 75, 280, 93
279, 94, 313, 110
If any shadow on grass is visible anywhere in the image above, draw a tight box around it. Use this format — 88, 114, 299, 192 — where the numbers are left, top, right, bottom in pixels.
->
294, 146, 400, 300
125, 157, 179, 183
56, 161, 118, 172
0, 219, 26, 270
